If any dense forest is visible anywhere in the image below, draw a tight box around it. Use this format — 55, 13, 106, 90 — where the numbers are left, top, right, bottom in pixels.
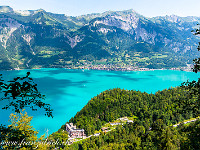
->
65, 84, 200, 150
69, 86, 199, 136
68, 118, 200, 150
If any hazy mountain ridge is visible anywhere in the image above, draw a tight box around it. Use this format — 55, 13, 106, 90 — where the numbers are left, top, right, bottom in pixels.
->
0, 6, 199, 70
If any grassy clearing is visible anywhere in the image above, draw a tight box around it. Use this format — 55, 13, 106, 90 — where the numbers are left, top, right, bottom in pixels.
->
151, 54, 168, 59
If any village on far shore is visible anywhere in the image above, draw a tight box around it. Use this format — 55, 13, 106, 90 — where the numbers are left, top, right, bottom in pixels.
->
66, 64, 193, 72
14, 61, 193, 72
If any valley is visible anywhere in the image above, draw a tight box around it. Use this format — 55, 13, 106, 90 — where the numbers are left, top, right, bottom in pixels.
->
0, 6, 199, 70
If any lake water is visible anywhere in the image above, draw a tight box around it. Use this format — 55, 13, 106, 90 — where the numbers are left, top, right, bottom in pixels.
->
0, 68, 199, 137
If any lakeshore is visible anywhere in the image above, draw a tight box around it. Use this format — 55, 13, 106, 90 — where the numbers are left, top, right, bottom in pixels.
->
65, 63, 193, 72
0, 69, 199, 137
10, 63, 193, 72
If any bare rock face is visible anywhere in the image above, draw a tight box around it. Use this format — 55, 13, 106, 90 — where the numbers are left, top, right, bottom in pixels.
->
135, 28, 158, 44
22, 34, 33, 45
92, 11, 164, 45
0, 6, 14, 13
93, 12, 140, 32
0, 18, 21, 48
163, 15, 182, 23
98, 28, 116, 34
67, 35, 85, 48
0, 7, 199, 69
14, 10, 34, 16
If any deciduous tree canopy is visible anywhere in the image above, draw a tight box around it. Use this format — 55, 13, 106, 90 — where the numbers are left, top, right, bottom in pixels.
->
0, 72, 53, 117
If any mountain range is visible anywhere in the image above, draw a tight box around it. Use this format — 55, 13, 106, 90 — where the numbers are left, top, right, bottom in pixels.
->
0, 6, 200, 70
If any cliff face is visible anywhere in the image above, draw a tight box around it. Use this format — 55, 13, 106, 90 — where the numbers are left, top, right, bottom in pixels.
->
0, 7, 199, 70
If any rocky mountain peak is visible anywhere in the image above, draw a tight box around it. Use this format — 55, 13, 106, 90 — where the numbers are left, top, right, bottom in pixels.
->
122, 9, 137, 14
103, 9, 139, 17
164, 14, 182, 23
0, 6, 14, 13
91, 9, 141, 34
34, 8, 46, 14
0, 6, 199, 70
14, 10, 34, 16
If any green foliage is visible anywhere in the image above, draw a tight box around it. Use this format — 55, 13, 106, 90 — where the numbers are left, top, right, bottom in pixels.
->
68, 118, 200, 150
0, 72, 54, 149
179, 119, 200, 149
0, 9, 200, 70
47, 128, 69, 149
0, 110, 38, 149
65, 82, 200, 149
0, 72, 53, 117
69, 87, 199, 136
192, 25, 200, 73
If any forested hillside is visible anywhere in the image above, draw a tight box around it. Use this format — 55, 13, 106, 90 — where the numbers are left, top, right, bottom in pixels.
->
69, 86, 199, 136
68, 118, 200, 149
65, 82, 200, 150
66, 84, 200, 149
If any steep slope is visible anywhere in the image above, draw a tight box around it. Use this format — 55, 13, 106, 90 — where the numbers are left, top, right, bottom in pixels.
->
69, 87, 199, 136
0, 7, 199, 70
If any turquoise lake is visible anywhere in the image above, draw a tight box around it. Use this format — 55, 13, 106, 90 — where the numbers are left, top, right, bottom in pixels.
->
0, 68, 199, 137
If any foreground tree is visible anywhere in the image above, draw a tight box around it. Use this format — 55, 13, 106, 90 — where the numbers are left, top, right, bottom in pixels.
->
1, 110, 52, 150
193, 25, 200, 73
0, 72, 53, 149
1, 110, 38, 149
0, 72, 53, 117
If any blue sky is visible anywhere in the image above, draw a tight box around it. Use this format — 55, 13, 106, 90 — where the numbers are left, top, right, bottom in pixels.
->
0, 0, 200, 17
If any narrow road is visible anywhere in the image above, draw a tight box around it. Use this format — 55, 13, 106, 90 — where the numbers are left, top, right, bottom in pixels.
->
173, 118, 198, 127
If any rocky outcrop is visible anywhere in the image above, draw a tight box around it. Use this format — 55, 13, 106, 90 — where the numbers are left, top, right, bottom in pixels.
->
67, 35, 85, 48
0, 6, 14, 13
0, 18, 21, 48
0, 6, 199, 70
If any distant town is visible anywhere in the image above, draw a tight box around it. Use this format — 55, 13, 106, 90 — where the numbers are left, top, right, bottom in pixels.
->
66, 64, 193, 72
